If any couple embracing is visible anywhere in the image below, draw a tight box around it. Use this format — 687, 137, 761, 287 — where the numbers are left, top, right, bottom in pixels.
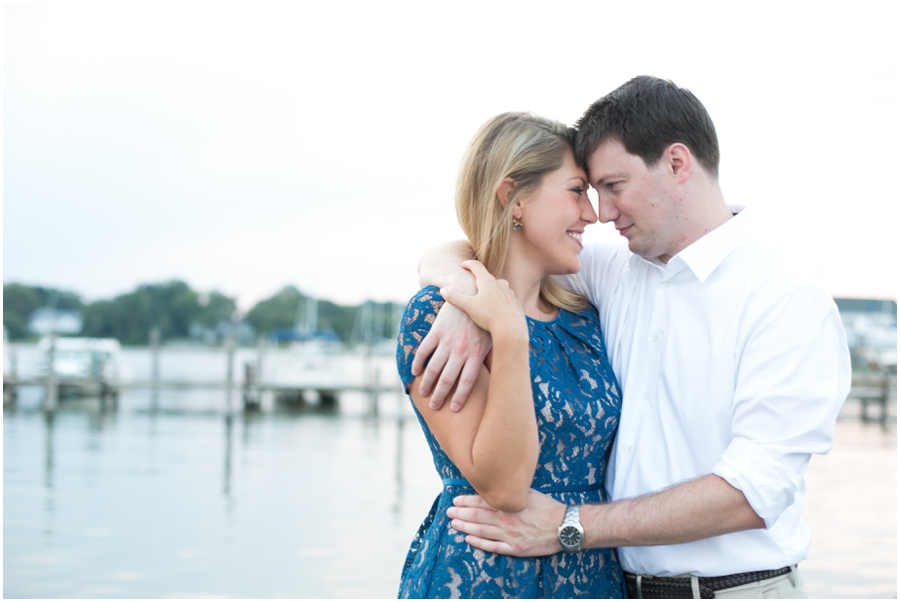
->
394, 76, 850, 599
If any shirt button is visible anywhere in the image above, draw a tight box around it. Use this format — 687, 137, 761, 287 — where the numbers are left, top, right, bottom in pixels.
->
642, 392, 650, 401
652, 334, 660, 343
627, 445, 635, 454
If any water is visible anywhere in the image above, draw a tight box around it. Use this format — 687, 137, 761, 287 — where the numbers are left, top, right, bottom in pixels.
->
3, 345, 896, 598
801, 416, 896, 598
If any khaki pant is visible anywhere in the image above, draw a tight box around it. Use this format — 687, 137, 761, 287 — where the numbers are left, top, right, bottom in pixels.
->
712, 566, 806, 599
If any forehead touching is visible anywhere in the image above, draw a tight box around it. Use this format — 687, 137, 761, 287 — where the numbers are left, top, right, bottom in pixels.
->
585, 139, 638, 185
552, 149, 589, 183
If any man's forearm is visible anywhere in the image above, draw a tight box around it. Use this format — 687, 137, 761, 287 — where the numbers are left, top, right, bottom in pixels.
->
583, 474, 765, 548
418, 240, 476, 293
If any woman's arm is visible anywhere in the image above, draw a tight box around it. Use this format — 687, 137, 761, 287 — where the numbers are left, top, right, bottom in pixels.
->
408, 261, 538, 512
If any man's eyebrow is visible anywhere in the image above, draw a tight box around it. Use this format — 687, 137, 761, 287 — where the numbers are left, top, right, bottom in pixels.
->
593, 172, 625, 186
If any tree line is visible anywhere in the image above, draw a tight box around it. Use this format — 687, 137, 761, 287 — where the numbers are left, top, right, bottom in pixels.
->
3, 281, 402, 346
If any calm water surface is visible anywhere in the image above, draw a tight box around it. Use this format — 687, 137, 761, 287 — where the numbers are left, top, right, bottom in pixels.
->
3, 346, 896, 598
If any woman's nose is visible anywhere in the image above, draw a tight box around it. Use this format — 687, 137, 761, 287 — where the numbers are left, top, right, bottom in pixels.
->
582, 197, 598, 224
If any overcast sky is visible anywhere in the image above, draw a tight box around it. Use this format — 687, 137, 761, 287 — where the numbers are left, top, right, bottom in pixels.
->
3, 1, 898, 310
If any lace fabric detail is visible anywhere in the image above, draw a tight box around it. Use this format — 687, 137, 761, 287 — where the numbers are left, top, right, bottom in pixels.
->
396, 286, 626, 598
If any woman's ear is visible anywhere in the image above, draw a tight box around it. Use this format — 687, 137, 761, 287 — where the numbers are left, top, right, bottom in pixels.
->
496, 177, 517, 208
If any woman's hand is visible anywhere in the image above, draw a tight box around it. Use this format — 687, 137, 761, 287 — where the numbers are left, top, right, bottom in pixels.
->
441, 260, 527, 340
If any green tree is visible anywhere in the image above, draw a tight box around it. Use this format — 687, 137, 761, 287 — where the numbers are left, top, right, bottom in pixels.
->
195, 292, 238, 328
5, 280, 404, 347
3, 283, 84, 340
318, 299, 356, 343
80, 280, 232, 344
245, 286, 302, 336
81, 300, 120, 340
3, 284, 42, 339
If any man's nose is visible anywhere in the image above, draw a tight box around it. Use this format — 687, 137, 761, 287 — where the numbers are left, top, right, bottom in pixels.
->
596, 195, 619, 224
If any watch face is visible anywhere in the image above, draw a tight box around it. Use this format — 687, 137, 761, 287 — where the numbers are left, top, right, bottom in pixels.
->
559, 526, 582, 548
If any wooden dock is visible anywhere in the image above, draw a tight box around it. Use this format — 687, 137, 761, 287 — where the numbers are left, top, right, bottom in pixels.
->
3, 331, 406, 415
3, 373, 404, 414
846, 372, 897, 425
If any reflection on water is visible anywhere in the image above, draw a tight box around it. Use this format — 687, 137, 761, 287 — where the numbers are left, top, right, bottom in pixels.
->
5, 388, 436, 598
802, 418, 896, 599
3, 347, 896, 598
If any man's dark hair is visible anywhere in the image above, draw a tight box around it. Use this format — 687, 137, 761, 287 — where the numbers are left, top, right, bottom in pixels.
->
575, 76, 720, 179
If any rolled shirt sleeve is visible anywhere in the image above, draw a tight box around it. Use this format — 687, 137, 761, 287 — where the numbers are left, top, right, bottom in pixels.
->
713, 283, 851, 527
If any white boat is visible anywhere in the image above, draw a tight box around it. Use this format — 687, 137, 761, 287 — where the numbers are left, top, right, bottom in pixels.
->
37, 336, 121, 397
258, 297, 346, 406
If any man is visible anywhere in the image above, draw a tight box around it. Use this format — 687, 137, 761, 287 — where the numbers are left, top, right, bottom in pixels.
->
412, 76, 851, 598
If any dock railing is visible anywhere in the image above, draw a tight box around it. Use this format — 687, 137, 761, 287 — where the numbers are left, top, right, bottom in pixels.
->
3, 334, 404, 416
847, 370, 897, 425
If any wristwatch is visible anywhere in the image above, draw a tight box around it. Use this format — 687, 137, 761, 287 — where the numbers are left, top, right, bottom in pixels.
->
557, 505, 584, 552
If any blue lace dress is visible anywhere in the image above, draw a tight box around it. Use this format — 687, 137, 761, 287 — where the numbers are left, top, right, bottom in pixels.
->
395, 286, 626, 599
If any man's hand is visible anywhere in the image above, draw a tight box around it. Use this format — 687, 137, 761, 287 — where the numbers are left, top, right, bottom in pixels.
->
446, 490, 565, 557
442, 260, 526, 337
411, 301, 492, 411
415, 242, 488, 411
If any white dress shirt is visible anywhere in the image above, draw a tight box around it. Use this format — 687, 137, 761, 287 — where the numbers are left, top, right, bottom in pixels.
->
575, 208, 851, 577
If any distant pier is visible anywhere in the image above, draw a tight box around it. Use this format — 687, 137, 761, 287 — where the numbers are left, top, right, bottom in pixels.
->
3, 333, 404, 416
843, 371, 897, 426
3, 372, 403, 414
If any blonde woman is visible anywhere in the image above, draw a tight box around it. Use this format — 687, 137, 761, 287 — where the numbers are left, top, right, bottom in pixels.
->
395, 113, 625, 598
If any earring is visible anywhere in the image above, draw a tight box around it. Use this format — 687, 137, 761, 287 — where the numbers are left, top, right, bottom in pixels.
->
512, 215, 522, 231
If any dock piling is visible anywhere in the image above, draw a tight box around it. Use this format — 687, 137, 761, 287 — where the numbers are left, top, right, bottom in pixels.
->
225, 335, 236, 417
369, 367, 381, 416
150, 327, 161, 409
44, 333, 58, 414
243, 361, 261, 412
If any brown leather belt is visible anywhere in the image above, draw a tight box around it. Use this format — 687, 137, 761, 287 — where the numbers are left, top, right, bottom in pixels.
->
624, 566, 793, 598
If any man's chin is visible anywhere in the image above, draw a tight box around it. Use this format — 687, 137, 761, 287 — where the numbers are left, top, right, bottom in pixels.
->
626, 240, 660, 262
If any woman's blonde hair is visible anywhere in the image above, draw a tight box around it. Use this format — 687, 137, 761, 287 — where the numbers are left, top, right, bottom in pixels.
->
456, 112, 588, 312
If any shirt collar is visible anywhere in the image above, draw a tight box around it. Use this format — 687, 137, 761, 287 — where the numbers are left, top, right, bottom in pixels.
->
627, 206, 753, 281
672, 206, 752, 283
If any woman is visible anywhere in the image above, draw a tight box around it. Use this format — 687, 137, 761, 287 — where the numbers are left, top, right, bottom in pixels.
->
395, 112, 625, 598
